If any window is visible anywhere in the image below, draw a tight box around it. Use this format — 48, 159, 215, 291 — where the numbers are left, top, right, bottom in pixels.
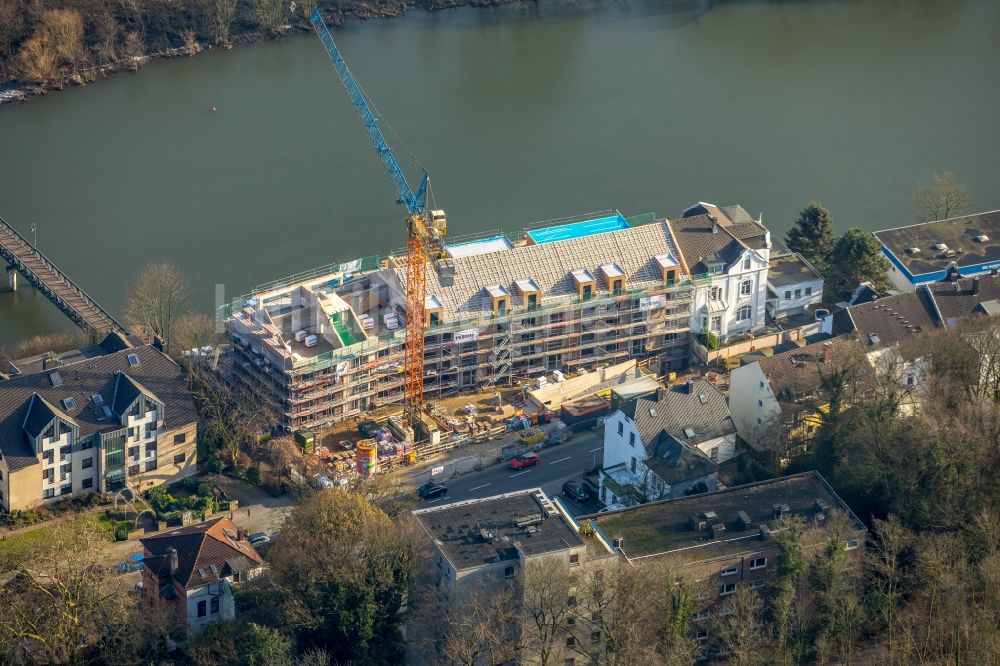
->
710, 286, 722, 301
750, 578, 766, 589
721, 566, 738, 577
750, 557, 767, 570
709, 264, 724, 275
743, 256, 752, 270
629, 432, 635, 446
570, 554, 580, 566
128, 446, 140, 460
591, 631, 601, 643
719, 583, 736, 596
758, 399, 763, 408
784, 290, 791, 300
568, 595, 577, 607
197, 600, 207, 618
693, 610, 709, 621
504, 566, 515, 579
805, 286, 812, 296
174, 453, 186, 464
43, 469, 54, 483
696, 629, 709, 642
759, 380, 765, 390
59, 445, 71, 461
62, 397, 76, 410
630, 457, 637, 473
591, 612, 602, 622
736, 305, 752, 321
43, 450, 54, 465
80, 439, 93, 450
146, 441, 157, 454
128, 464, 139, 476
617, 422, 623, 436
565, 636, 576, 647
174, 433, 186, 444
43, 488, 55, 499
210, 597, 219, 614
60, 484, 72, 495
794, 288, 802, 298
711, 316, 721, 332
82, 478, 93, 489
146, 460, 158, 472
567, 616, 576, 626
740, 279, 752, 295
710, 447, 719, 462
82, 457, 93, 469
844, 539, 860, 551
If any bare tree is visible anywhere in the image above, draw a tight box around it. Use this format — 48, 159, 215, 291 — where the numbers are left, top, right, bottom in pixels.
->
435, 583, 521, 666
250, 0, 286, 31
521, 556, 580, 666
124, 262, 192, 353
712, 584, 767, 666
193, 373, 278, 466
171, 311, 221, 359
915, 171, 971, 222
43, 9, 84, 65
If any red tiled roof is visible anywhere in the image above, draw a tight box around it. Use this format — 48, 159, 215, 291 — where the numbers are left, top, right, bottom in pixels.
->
141, 516, 263, 588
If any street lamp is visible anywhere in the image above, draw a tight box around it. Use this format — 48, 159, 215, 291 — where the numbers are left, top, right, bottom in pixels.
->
30, 223, 36, 248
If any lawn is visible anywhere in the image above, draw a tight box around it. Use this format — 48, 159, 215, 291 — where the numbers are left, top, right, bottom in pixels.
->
0, 513, 117, 564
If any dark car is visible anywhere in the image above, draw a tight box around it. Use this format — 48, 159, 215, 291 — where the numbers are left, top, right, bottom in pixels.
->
509, 452, 541, 470
419, 482, 448, 500
562, 481, 589, 503
358, 420, 380, 438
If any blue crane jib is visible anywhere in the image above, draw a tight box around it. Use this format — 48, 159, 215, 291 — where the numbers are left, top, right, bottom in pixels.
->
310, 9, 429, 217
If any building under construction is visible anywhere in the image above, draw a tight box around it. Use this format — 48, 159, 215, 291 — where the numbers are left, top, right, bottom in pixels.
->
223, 210, 712, 433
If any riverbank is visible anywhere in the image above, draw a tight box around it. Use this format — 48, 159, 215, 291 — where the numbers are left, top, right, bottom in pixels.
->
0, 0, 518, 106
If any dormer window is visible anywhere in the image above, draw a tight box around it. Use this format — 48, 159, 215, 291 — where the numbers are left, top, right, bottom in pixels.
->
655, 254, 679, 284
514, 279, 541, 310
600, 263, 627, 295
571, 269, 597, 301
425, 295, 444, 327
486, 284, 510, 316
708, 263, 725, 275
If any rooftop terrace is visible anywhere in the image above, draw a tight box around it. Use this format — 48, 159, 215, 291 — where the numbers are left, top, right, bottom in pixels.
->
583, 471, 864, 564
768, 253, 823, 289
413, 489, 584, 572
526, 213, 630, 245
874, 210, 1000, 277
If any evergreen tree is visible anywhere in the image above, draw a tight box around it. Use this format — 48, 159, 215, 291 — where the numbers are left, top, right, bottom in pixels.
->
785, 203, 835, 271
827, 228, 889, 300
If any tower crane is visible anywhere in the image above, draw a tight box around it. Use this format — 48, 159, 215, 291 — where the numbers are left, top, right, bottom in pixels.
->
309, 9, 447, 431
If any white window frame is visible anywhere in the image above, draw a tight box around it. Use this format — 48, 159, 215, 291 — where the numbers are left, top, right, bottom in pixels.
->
737, 305, 752, 322
844, 539, 860, 551
750, 557, 767, 570
739, 279, 752, 296
743, 256, 752, 270
719, 583, 736, 596
749, 578, 766, 589
693, 610, 710, 621
721, 566, 738, 576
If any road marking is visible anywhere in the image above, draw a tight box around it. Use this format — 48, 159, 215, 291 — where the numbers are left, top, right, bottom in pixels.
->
509, 470, 533, 478
548, 456, 572, 465
426, 497, 444, 504
589, 447, 602, 453
468, 483, 492, 493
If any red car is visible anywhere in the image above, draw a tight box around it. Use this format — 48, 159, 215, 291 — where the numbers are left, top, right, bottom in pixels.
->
509, 452, 541, 470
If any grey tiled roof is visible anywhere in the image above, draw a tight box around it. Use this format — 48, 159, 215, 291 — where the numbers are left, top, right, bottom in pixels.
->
845, 290, 941, 348
667, 212, 769, 275
756, 336, 864, 399
396, 221, 685, 320
0, 346, 196, 472
620, 378, 735, 448
644, 433, 719, 485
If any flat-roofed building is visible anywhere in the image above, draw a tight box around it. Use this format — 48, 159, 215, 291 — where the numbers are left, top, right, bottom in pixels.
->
874, 210, 1000, 291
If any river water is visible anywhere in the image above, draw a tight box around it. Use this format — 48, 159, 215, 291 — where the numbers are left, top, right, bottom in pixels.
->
1, 0, 999, 349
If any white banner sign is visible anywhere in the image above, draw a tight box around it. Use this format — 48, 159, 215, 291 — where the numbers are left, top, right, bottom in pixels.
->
431, 466, 445, 476
454, 328, 480, 344
639, 295, 667, 312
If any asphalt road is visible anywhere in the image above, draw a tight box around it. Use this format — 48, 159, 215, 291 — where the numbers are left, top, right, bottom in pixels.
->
420, 430, 605, 516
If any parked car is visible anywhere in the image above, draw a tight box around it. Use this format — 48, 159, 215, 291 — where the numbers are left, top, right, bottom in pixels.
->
562, 481, 589, 503
248, 532, 271, 546
419, 482, 448, 500
509, 452, 541, 470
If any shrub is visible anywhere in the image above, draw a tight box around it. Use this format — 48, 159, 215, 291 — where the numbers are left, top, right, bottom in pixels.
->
114, 528, 128, 541
697, 331, 720, 350
246, 466, 261, 485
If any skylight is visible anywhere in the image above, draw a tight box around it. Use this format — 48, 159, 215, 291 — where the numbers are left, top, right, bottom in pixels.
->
683, 428, 696, 439
62, 397, 76, 410
49, 372, 63, 387
101, 405, 113, 419
92, 394, 104, 405
127, 353, 140, 367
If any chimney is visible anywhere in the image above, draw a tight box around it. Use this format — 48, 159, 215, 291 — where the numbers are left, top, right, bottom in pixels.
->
167, 546, 178, 576
822, 342, 833, 364
686, 379, 695, 394
973, 277, 981, 295
656, 386, 667, 401
992, 267, 998, 277
711, 218, 719, 234
152, 336, 165, 353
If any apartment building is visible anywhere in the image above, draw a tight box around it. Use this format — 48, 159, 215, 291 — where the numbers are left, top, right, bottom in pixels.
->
670, 203, 773, 342
0, 333, 197, 511
584, 471, 867, 649
225, 212, 695, 433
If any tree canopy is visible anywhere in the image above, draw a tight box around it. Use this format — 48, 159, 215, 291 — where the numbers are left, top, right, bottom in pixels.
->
827, 228, 889, 300
915, 171, 971, 222
785, 203, 835, 272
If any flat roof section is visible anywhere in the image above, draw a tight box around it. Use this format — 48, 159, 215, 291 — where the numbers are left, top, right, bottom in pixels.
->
583, 471, 864, 563
768, 254, 823, 289
527, 214, 630, 245
874, 210, 1000, 277
413, 489, 584, 572
446, 235, 514, 259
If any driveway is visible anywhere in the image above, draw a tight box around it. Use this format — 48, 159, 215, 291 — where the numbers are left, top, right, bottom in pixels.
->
205, 474, 295, 537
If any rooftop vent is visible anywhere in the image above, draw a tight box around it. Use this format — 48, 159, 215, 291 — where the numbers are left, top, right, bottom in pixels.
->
975, 235, 990, 243
516, 514, 544, 529
868, 333, 881, 346
772, 503, 790, 519
736, 511, 752, 530
814, 499, 830, 512
759, 523, 773, 540
698, 394, 708, 405
905, 247, 921, 254
709, 523, 726, 539
479, 528, 495, 544
932, 243, 949, 252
